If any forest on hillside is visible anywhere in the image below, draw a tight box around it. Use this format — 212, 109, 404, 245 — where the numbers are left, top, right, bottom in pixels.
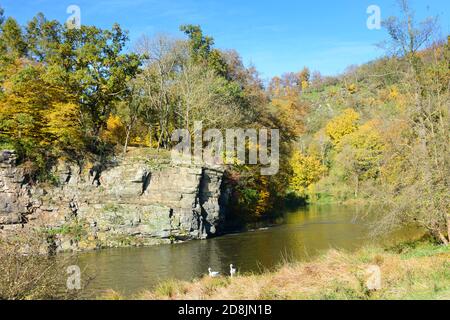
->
0, 1, 448, 244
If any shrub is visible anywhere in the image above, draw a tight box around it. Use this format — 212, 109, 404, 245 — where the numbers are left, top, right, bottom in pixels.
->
0, 231, 85, 300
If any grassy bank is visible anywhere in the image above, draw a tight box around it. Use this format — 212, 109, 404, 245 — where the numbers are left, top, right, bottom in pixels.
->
103, 240, 450, 300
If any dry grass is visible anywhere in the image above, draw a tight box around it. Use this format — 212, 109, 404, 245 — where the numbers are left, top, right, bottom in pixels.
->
127, 241, 450, 300
0, 231, 87, 300
100, 289, 124, 300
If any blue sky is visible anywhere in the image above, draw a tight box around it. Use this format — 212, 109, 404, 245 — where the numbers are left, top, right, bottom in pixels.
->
1, 0, 449, 79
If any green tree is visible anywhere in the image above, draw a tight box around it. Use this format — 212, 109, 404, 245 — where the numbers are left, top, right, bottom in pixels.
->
0, 7, 4, 25
180, 24, 228, 77
64, 24, 141, 138
0, 10, 141, 173
0, 17, 27, 57
19, 13, 141, 140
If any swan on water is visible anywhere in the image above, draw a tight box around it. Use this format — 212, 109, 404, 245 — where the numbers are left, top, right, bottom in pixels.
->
230, 264, 237, 278
208, 268, 220, 278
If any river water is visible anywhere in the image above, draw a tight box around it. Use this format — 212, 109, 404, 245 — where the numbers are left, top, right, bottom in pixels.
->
75, 205, 407, 298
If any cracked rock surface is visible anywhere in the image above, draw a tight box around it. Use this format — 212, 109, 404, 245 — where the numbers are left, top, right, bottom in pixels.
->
0, 150, 230, 252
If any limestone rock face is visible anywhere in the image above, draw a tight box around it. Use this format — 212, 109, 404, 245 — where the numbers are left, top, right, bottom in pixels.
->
0, 151, 31, 225
0, 150, 229, 252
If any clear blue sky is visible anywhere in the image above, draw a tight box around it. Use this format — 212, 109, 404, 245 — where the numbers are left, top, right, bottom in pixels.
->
2, 0, 449, 79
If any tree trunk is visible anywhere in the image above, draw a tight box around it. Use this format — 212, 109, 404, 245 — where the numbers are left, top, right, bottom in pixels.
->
157, 126, 164, 152
354, 175, 359, 198
123, 125, 132, 156
447, 215, 450, 245
148, 126, 153, 148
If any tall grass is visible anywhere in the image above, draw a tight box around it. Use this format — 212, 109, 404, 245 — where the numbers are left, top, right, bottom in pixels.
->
0, 231, 87, 300
125, 240, 450, 300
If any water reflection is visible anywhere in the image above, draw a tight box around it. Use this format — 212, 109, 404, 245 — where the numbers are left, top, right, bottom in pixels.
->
76, 205, 382, 298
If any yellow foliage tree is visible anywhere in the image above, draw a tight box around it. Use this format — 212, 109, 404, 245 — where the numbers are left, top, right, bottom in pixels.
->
45, 102, 83, 152
334, 120, 385, 197
325, 108, 360, 146
289, 151, 326, 197
271, 98, 307, 138
340, 119, 385, 180
102, 115, 126, 146
0, 59, 83, 160
255, 176, 271, 216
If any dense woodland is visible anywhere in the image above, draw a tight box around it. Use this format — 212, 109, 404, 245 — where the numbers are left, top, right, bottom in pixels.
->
0, 1, 448, 244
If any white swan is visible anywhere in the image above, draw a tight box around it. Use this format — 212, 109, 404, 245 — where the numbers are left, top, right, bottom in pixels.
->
208, 267, 220, 278
230, 264, 237, 278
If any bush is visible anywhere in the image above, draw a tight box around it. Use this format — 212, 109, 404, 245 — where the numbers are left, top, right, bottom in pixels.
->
0, 231, 84, 300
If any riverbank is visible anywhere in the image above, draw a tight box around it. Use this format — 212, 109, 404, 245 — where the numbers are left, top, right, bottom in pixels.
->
102, 239, 450, 300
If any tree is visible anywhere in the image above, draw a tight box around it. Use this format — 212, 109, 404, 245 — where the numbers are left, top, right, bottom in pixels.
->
24, 13, 62, 63
373, 0, 449, 244
118, 81, 144, 155
0, 10, 141, 172
18, 13, 141, 140
0, 17, 27, 57
381, 0, 438, 65
336, 120, 384, 197
271, 97, 307, 139
289, 151, 326, 198
180, 24, 228, 77
0, 7, 4, 25
325, 109, 360, 146
176, 60, 242, 131
134, 32, 246, 149
135, 34, 181, 149
0, 59, 83, 171
298, 67, 310, 91
64, 24, 141, 138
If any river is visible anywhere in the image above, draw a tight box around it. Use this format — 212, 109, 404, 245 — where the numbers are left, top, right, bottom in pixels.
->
75, 205, 408, 298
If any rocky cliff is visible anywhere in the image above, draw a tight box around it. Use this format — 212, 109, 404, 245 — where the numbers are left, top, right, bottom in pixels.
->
0, 149, 230, 252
